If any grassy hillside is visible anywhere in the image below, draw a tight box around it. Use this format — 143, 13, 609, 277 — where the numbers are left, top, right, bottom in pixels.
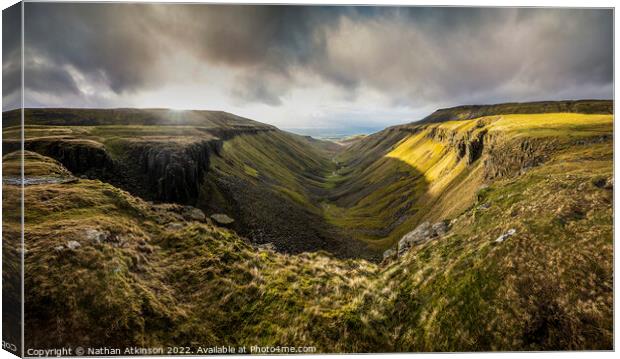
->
2, 109, 373, 259
1, 102, 613, 351
199, 130, 371, 258
327, 112, 612, 252
418, 99, 612, 124
2, 108, 274, 129
3, 114, 612, 350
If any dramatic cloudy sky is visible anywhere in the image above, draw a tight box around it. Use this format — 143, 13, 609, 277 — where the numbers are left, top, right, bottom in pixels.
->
2, 3, 613, 133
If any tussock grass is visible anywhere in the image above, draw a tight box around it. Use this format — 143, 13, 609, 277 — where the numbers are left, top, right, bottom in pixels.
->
5, 120, 612, 350
2, 107, 613, 351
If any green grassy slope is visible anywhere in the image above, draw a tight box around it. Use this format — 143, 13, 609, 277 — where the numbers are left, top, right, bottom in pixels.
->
198, 130, 373, 258
3, 109, 374, 259
2, 108, 275, 129
4, 118, 612, 350
418, 99, 612, 124
327, 112, 612, 253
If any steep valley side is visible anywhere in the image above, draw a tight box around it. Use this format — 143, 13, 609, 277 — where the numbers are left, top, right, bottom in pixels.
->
2, 104, 614, 260
1, 101, 613, 350
2, 109, 379, 259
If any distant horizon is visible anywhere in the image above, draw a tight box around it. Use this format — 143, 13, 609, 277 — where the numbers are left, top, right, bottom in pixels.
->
3, 97, 614, 138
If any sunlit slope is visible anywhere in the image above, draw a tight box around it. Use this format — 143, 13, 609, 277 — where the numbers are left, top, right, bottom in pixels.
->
7, 136, 612, 350
329, 113, 613, 250
418, 99, 612, 124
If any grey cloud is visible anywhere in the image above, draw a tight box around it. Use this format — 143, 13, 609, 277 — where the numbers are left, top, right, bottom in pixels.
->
232, 75, 285, 106
3, 2, 21, 111
311, 8, 613, 107
24, 3, 169, 94
16, 4, 614, 112
23, 55, 80, 95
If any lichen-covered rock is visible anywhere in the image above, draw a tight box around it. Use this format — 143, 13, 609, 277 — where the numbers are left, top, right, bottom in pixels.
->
66, 241, 81, 250
166, 222, 185, 231
382, 248, 396, 261
495, 228, 516, 243
398, 222, 432, 255
210, 213, 235, 226
84, 228, 110, 244
432, 221, 449, 237
398, 221, 450, 256
182, 206, 206, 222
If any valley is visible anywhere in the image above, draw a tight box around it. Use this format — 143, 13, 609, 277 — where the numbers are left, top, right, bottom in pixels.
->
1, 100, 613, 351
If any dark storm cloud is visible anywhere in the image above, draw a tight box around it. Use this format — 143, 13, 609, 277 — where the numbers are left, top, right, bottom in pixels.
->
16, 4, 613, 112
2, 2, 21, 111
24, 3, 168, 95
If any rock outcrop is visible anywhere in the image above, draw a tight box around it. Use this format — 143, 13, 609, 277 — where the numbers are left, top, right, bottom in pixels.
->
397, 221, 450, 256
494, 228, 516, 243
122, 140, 218, 203
4, 138, 114, 175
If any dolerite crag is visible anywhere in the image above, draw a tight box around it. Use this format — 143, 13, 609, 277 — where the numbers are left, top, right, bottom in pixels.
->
124, 140, 218, 203
3, 137, 115, 175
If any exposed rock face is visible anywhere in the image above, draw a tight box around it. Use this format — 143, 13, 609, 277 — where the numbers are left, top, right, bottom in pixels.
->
4, 138, 114, 175
382, 248, 396, 261
125, 140, 216, 203
397, 221, 450, 256
421, 124, 488, 165
483, 136, 553, 180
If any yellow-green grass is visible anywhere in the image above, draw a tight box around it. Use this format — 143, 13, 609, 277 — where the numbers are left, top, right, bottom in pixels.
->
487, 113, 612, 137
8, 141, 612, 350
323, 113, 612, 251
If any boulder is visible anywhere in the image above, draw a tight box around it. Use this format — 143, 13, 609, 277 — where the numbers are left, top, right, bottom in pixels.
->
432, 221, 449, 237
398, 222, 432, 255
84, 228, 110, 244
210, 213, 235, 226
495, 228, 516, 243
166, 222, 185, 231
182, 206, 206, 222
66, 240, 81, 250
398, 221, 450, 256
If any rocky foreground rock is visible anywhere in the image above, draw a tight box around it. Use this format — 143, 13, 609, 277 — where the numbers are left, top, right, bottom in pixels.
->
210, 213, 235, 226
383, 220, 450, 261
